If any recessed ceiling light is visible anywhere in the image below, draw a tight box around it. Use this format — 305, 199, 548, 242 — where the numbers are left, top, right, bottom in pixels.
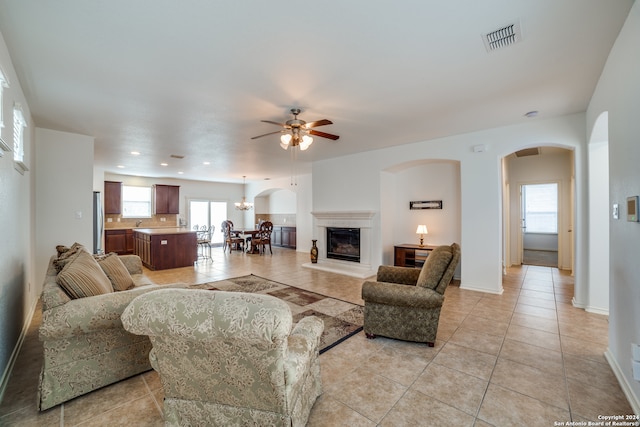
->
160, 163, 168, 166
117, 165, 125, 168
178, 171, 184, 174
203, 161, 210, 165
524, 110, 539, 118
131, 151, 140, 155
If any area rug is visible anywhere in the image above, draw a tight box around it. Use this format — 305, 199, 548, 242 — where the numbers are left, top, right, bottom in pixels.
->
190, 274, 363, 354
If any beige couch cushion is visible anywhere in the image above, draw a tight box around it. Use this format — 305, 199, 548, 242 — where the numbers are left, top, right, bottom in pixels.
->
97, 253, 135, 291
416, 245, 453, 290
57, 250, 114, 299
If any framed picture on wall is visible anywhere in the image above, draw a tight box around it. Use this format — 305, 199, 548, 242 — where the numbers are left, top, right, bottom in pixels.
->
410, 200, 443, 210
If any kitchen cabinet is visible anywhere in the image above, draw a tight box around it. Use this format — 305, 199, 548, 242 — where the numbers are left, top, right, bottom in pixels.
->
154, 184, 180, 214
104, 181, 122, 214
133, 228, 197, 270
272, 226, 296, 249
104, 229, 135, 255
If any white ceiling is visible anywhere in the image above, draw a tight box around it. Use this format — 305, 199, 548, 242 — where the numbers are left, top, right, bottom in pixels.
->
0, 1, 633, 184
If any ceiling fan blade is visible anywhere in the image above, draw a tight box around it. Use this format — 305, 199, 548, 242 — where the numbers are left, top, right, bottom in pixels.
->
251, 130, 284, 140
305, 119, 333, 128
261, 120, 288, 127
308, 129, 340, 140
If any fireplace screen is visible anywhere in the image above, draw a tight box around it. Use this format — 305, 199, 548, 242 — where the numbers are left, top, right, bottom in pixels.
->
326, 227, 360, 262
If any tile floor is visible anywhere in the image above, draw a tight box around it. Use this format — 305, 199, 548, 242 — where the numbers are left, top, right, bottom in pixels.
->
0, 247, 633, 426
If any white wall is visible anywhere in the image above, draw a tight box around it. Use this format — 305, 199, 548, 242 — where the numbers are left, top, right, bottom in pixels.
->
313, 114, 587, 294
0, 30, 35, 396
389, 161, 460, 249
506, 149, 573, 269
587, 2, 640, 412
587, 138, 609, 315
35, 129, 94, 288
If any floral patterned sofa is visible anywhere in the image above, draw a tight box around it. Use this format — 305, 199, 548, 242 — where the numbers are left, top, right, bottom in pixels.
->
38, 244, 180, 411
122, 288, 324, 427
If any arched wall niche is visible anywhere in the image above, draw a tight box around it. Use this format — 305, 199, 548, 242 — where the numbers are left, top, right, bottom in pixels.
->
254, 186, 297, 226
380, 159, 461, 268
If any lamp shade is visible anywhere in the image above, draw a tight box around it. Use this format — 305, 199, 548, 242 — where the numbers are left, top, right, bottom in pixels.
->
416, 225, 428, 235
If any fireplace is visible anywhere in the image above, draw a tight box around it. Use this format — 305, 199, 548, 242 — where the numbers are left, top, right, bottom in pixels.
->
326, 227, 360, 263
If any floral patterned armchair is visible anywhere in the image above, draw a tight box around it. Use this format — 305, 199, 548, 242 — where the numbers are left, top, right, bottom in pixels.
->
361, 243, 460, 346
121, 289, 324, 426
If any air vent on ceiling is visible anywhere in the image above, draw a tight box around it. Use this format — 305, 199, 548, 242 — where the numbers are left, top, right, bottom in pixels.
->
170, 154, 184, 159
515, 147, 540, 157
483, 22, 521, 52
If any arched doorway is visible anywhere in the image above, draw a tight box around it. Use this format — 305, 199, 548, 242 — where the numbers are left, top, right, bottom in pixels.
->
502, 146, 575, 272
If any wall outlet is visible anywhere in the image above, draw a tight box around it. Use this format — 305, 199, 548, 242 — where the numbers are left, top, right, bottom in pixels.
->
117, 218, 120, 222
632, 359, 640, 381
160, 217, 166, 222
632, 343, 640, 361
107, 218, 113, 223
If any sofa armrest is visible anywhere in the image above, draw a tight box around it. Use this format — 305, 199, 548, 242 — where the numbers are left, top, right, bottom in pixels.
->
39, 284, 187, 340
362, 281, 444, 309
376, 265, 421, 285
285, 316, 324, 386
118, 255, 144, 275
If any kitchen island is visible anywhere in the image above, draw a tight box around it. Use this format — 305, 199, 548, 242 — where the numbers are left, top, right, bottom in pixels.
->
133, 227, 197, 270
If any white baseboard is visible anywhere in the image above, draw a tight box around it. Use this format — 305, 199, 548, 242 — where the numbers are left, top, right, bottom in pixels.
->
585, 305, 609, 316
459, 282, 504, 295
0, 298, 38, 404
604, 348, 640, 415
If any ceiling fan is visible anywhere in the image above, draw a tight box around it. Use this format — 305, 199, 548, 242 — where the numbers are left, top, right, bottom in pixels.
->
251, 108, 339, 151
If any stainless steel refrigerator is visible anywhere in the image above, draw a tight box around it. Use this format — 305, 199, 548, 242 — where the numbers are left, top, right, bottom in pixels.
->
93, 191, 103, 254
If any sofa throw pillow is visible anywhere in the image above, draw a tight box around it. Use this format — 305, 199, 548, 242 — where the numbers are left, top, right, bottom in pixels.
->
56, 250, 114, 299
97, 253, 135, 291
416, 245, 453, 290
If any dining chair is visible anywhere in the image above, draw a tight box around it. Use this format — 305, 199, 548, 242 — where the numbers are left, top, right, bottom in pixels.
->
253, 221, 273, 255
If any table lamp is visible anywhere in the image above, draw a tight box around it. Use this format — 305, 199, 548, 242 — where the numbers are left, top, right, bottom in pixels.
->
416, 225, 428, 247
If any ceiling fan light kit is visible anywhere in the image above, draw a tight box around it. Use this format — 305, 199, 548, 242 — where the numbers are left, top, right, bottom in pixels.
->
252, 108, 339, 151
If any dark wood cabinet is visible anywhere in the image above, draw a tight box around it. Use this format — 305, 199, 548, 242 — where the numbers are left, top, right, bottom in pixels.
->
104, 229, 135, 255
104, 181, 122, 214
154, 185, 180, 214
134, 230, 196, 270
272, 226, 296, 249
394, 244, 437, 268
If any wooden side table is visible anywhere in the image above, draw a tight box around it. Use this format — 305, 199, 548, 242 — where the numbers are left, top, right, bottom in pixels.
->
394, 244, 438, 268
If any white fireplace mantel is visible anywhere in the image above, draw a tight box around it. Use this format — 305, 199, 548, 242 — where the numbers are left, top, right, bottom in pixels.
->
303, 210, 377, 278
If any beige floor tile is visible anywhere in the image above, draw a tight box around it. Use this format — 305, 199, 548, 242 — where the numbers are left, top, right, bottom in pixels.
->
328, 367, 407, 423
517, 294, 557, 310
74, 396, 163, 426
506, 324, 561, 351
307, 395, 376, 427
490, 358, 569, 410
499, 339, 564, 376
510, 312, 558, 334
448, 327, 505, 356
433, 343, 497, 380
63, 375, 150, 424
514, 303, 557, 320
567, 377, 633, 421
563, 354, 620, 389
411, 364, 488, 416
459, 314, 510, 337
380, 389, 475, 427
354, 345, 430, 387
477, 384, 569, 427
560, 335, 608, 363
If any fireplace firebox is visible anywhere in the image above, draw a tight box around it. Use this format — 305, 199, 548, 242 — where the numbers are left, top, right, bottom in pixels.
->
326, 227, 360, 263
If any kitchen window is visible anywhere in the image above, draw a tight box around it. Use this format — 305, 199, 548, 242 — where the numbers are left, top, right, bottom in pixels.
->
122, 185, 152, 218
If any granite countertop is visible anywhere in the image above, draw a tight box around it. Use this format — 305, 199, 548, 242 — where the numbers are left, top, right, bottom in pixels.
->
105, 226, 187, 231
131, 227, 196, 235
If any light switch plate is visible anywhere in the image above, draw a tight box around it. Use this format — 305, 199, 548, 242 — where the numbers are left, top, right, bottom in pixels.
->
613, 203, 619, 219
632, 343, 640, 361
633, 359, 640, 381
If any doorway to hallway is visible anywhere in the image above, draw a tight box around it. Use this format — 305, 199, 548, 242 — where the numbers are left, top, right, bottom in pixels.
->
521, 182, 559, 267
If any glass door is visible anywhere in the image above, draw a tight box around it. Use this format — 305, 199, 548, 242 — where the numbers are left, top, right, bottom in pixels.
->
189, 200, 227, 245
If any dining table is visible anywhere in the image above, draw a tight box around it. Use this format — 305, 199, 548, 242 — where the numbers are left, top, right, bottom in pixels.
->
231, 229, 261, 253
